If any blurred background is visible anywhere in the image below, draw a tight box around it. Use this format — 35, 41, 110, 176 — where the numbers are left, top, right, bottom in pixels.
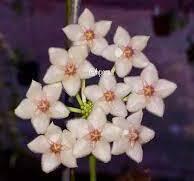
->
0, 0, 194, 180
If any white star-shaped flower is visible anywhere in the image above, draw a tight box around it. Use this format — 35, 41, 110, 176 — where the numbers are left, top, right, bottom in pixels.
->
67, 107, 121, 163
43, 45, 96, 96
84, 71, 130, 117
28, 123, 77, 173
102, 26, 150, 77
124, 64, 177, 117
15, 81, 69, 134
112, 111, 155, 163
63, 8, 111, 55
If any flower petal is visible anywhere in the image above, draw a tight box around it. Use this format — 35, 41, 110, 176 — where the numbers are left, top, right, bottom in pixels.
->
139, 126, 155, 144
132, 52, 150, 68
126, 142, 143, 163
26, 80, 42, 100
90, 38, 108, 56
43, 83, 62, 103
84, 85, 103, 102
102, 44, 119, 62
127, 93, 146, 112
131, 36, 149, 51
102, 123, 121, 142
146, 96, 164, 117
28, 135, 50, 154
124, 76, 143, 93
61, 149, 77, 168
48, 48, 68, 66
92, 140, 111, 163
112, 138, 128, 155
99, 70, 116, 90
31, 113, 50, 134
49, 101, 69, 119
141, 64, 159, 85
43, 65, 64, 84
94, 21, 112, 37
112, 117, 129, 130
61, 130, 76, 148
115, 59, 132, 78
113, 26, 130, 47
155, 79, 177, 98
73, 139, 92, 158
15, 99, 36, 119
114, 83, 131, 98
94, 100, 110, 114
110, 99, 127, 117
62, 75, 81, 96
127, 110, 143, 127
78, 8, 95, 29
78, 61, 97, 79
41, 153, 61, 173
62, 24, 83, 41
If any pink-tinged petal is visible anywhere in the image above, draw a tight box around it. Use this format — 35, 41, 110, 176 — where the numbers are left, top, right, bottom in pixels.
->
68, 45, 88, 65
48, 48, 68, 66
112, 138, 128, 155
73, 139, 92, 158
61, 149, 77, 168
102, 44, 119, 62
114, 83, 131, 98
113, 26, 130, 47
66, 118, 89, 138
27, 135, 50, 154
110, 99, 127, 117
88, 107, 107, 129
45, 122, 62, 143
49, 101, 69, 119
92, 140, 111, 163
155, 79, 177, 98
112, 117, 129, 130
78, 8, 95, 29
99, 70, 116, 90
62, 24, 83, 41
31, 114, 50, 134
78, 61, 97, 79
126, 110, 143, 127
132, 52, 150, 68
124, 76, 143, 93
41, 153, 61, 173
43, 83, 62, 103
127, 93, 146, 112
61, 130, 76, 148
90, 38, 108, 56
102, 123, 121, 142
94, 99, 110, 114
84, 85, 103, 102
115, 59, 132, 78
131, 36, 149, 51
126, 142, 143, 163
141, 64, 159, 85
94, 21, 112, 37
26, 80, 42, 100
146, 96, 164, 117
62, 75, 81, 96
15, 99, 36, 119
43, 65, 64, 84
139, 126, 155, 144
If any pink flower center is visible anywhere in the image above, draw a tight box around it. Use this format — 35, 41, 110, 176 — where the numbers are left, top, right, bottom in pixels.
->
84, 30, 95, 41
128, 128, 139, 147
123, 47, 134, 59
89, 129, 101, 142
64, 63, 77, 76
50, 143, 62, 154
104, 91, 115, 102
37, 99, 50, 113
143, 85, 155, 97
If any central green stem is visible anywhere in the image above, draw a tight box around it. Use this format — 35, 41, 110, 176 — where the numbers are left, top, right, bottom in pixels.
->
89, 155, 96, 181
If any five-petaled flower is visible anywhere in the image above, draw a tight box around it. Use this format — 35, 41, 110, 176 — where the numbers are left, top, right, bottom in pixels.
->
63, 8, 112, 55
28, 123, 77, 173
102, 26, 150, 77
84, 71, 130, 117
124, 64, 177, 117
67, 107, 121, 163
112, 111, 155, 163
43, 45, 96, 96
15, 81, 69, 134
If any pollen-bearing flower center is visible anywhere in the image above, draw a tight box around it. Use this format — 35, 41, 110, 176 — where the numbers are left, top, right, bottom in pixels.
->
84, 30, 95, 41
37, 99, 50, 113
123, 47, 134, 59
64, 63, 77, 76
104, 91, 115, 102
143, 85, 155, 97
89, 129, 101, 142
128, 128, 139, 147
50, 143, 62, 154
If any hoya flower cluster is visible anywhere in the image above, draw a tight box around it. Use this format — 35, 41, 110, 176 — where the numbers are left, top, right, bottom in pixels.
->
15, 9, 177, 173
